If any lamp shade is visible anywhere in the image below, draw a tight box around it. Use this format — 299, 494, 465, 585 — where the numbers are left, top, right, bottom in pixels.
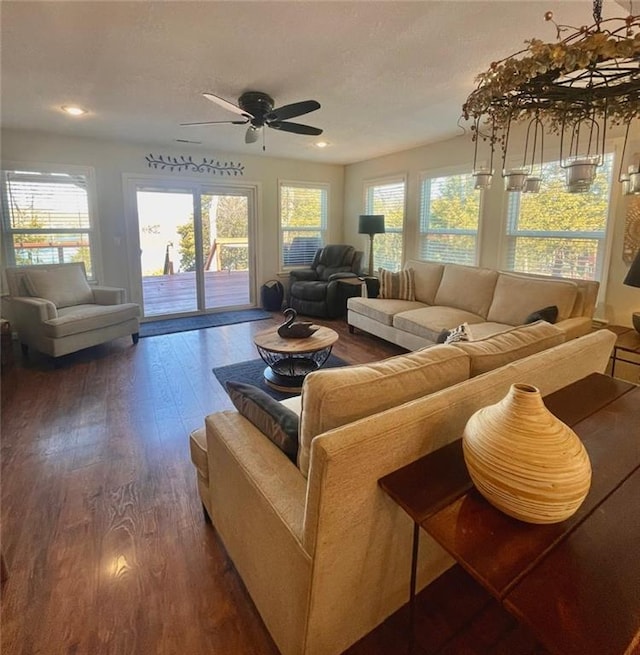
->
624, 249, 640, 288
358, 215, 385, 235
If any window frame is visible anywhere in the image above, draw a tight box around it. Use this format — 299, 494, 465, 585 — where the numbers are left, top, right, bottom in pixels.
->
278, 179, 329, 270
502, 152, 615, 284
417, 170, 482, 266
1, 162, 101, 281
362, 174, 407, 272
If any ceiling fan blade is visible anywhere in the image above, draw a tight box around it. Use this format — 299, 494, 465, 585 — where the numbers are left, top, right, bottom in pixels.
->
203, 92, 253, 118
245, 126, 262, 144
269, 121, 323, 136
180, 119, 249, 126
266, 100, 320, 122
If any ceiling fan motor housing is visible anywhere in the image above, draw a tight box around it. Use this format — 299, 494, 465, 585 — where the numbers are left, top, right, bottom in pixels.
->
239, 91, 274, 126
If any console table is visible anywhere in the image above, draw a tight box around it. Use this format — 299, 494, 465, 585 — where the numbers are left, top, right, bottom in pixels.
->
379, 373, 640, 655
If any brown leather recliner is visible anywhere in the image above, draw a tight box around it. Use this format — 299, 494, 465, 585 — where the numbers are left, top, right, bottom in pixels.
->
288, 244, 363, 318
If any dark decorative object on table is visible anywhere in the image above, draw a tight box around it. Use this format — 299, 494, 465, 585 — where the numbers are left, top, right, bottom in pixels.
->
277, 308, 319, 339
358, 215, 385, 277
623, 249, 640, 333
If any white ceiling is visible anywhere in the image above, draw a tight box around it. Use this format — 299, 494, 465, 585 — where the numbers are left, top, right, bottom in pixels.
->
0, 1, 618, 165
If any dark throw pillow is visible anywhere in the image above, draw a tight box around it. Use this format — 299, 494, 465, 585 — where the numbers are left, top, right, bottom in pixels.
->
524, 305, 559, 325
436, 329, 450, 344
226, 382, 299, 463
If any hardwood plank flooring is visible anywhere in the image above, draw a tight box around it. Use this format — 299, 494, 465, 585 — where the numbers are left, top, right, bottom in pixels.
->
1, 315, 546, 655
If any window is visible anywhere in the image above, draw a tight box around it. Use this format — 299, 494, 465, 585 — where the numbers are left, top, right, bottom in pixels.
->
1, 167, 96, 277
505, 154, 614, 280
279, 181, 327, 268
419, 173, 480, 265
364, 177, 406, 272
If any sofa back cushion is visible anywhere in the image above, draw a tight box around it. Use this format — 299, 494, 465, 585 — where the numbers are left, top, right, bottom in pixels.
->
24, 263, 94, 309
434, 264, 498, 318
487, 272, 578, 325
450, 320, 565, 377
404, 259, 444, 305
297, 345, 471, 477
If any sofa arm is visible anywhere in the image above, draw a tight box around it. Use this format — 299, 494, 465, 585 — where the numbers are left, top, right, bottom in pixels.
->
9, 296, 58, 324
92, 286, 125, 305
289, 269, 318, 282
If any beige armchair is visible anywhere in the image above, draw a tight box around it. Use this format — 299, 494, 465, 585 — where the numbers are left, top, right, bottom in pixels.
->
4, 263, 140, 358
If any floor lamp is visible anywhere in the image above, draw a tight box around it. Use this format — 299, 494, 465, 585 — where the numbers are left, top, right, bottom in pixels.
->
623, 248, 640, 333
358, 214, 385, 277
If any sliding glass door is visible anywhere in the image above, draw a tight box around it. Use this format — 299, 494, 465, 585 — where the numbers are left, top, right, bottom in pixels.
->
133, 180, 255, 318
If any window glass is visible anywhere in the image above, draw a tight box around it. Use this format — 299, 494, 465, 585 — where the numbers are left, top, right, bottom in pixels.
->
419, 173, 480, 265
364, 178, 405, 272
505, 154, 614, 280
2, 169, 95, 277
279, 182, 327, 268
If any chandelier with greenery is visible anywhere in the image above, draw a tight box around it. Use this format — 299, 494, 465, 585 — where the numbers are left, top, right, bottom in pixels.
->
463, 0, 640, 194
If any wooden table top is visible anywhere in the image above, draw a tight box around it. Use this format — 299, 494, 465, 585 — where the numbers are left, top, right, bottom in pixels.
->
253, 325, 338, 354
380, 373, 640, 655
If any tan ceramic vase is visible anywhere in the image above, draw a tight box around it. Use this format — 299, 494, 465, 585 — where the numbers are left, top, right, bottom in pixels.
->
462, 383, 592, 524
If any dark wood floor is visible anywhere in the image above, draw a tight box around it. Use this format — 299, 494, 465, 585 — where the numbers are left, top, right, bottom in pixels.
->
1, 315, 547, 655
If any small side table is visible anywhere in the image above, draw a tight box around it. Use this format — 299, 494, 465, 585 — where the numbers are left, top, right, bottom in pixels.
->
610, 326, 640, 378
1, 319, 13, 371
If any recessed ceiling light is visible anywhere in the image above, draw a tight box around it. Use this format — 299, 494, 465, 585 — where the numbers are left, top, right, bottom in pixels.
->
314, 141, 329, 148
61, 105, 87, 116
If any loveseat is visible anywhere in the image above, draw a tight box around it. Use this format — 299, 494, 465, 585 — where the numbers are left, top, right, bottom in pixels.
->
347, 259, 599, 351
4, 263, 140, 358
189, 323, 616, 655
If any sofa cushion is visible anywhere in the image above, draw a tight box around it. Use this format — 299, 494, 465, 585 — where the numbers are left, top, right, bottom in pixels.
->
290, 280, 328, 302
450, 320, 565, 377
524, 305, 559, 324
43, 303, 140, 338
434, 264, 499, 318
25, 264, 94, 308
348, 297, 426, 326
298, 345, 471, 476
405, 259, 444, 305
487, 273, 578, 325
378, 268, 415, 300
392, 306, 485, 342
226, 382, 299, 463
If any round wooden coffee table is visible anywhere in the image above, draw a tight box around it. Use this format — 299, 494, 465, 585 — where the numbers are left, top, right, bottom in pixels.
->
253, 325, 339, 392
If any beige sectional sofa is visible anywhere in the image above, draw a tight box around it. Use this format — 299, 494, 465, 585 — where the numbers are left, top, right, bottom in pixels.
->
190, 323, 616, 655
347, 259, 599, 350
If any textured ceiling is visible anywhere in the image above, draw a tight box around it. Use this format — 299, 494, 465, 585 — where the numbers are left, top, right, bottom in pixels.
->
0, 1, 616, 165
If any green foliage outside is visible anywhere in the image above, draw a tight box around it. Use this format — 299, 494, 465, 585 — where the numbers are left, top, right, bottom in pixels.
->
368, 182, 405, 272
177, 194, 249, 272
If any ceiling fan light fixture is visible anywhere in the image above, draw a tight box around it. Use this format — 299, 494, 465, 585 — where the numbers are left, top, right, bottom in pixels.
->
245, 126, 261, 144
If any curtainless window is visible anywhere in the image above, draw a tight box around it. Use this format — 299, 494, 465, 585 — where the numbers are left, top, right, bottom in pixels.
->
279, 181, 327, 268
1, 168, 96, 278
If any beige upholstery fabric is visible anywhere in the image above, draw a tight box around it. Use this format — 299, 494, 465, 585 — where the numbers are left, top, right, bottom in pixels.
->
44, 303, 140, 338
298, 346, 470, 477
189, 427, 208, 483
24, 263, 94, 308
347, 297, 425, 326
450, 320, 565, 376
193, 330, 616, 655
405, 259, 444, 305
392, 306, 485, 341
487, 272, 578, 324
433, 264, 498, 317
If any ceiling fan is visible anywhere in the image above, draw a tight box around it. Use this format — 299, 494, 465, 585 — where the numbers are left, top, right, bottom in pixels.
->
181, 91, 323, 146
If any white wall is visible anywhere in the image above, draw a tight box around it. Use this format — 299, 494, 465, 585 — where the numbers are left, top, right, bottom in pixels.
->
1, 128, 345, 304
344, 128, 640, 327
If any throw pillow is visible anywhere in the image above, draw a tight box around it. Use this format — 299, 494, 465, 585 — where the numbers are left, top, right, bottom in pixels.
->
436, 329, 450, 344
378, 268, 415, 301
226, 382, 299, 463
524, 305, 559, 325
444, 322, 472, 344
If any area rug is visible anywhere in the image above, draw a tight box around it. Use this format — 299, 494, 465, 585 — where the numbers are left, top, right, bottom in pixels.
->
213, 354, 348, 401
140, 308, 272, 337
